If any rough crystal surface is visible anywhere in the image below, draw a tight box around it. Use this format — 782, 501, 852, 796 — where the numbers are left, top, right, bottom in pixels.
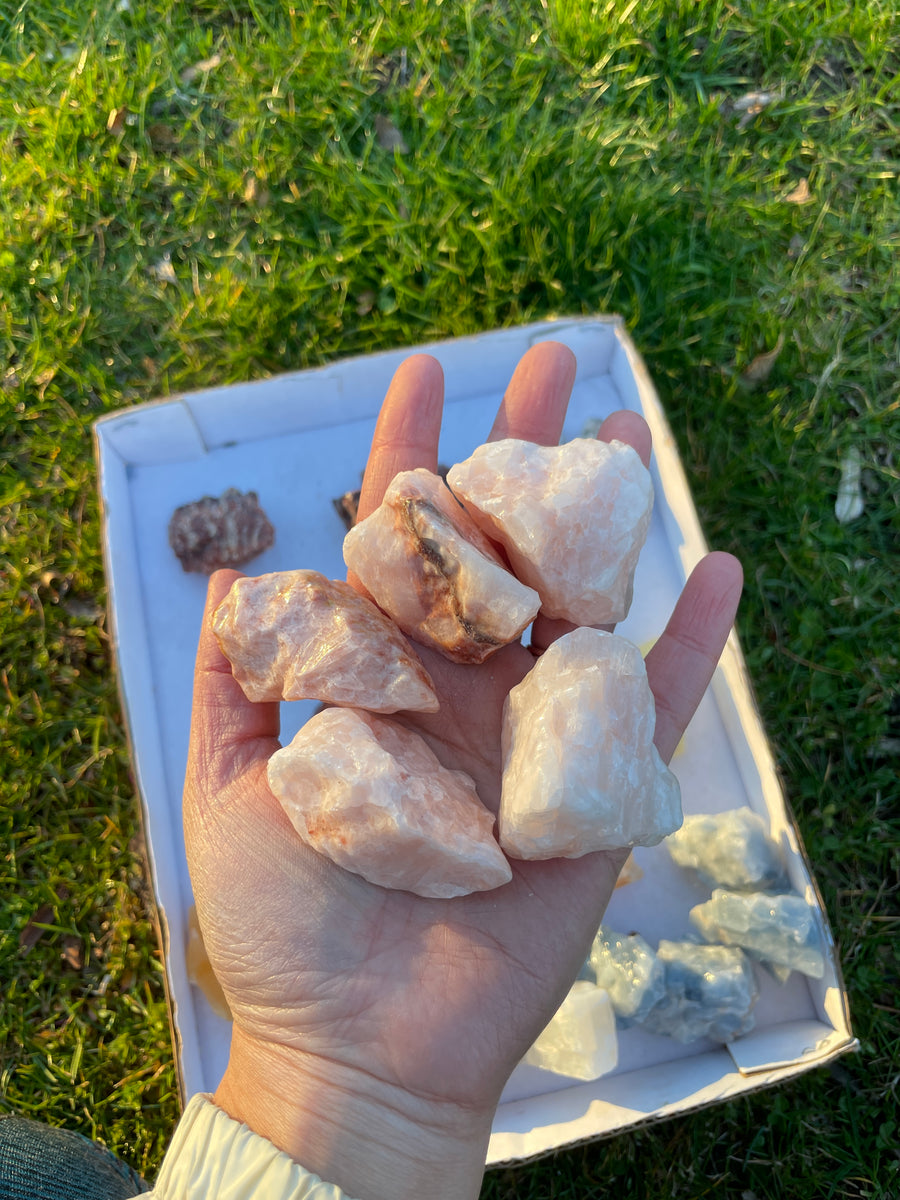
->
169, 487, 274, 573
665, 808, 788, 891
343, 468, 540, 664
690, 889, 825, 979
266, 708, 512, 899
588, 925, 666, 1023
212, 570, 438, 713
639, 941, 758, 1043
498, 628, 682, 859
523, 981, 618, 1080
447, 437, 653, 625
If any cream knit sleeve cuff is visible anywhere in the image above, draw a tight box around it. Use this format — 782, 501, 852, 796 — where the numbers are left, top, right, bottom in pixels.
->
147, 1093, 359, 1200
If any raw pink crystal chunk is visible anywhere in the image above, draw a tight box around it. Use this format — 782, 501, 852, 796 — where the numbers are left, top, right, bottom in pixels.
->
447, 437, 653, 625
499, 627, 681, 859
343, 468, 540, 664
211, 570, 438, 713
266, 708, 513, 898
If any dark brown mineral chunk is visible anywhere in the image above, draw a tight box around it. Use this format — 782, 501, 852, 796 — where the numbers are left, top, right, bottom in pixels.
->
168, 488, 275, 574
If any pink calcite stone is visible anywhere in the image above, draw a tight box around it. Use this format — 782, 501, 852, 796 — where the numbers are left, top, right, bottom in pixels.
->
343, 468, 540, 664
266, 708, 513, 899
447, 437, 653, 625
499, 628, 682, 859
211, 570, 438, 713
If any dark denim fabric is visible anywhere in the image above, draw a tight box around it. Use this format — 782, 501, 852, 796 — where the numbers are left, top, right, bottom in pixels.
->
0, 1115, 149, 1199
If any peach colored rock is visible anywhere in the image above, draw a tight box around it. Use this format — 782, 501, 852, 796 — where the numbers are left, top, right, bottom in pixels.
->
447, 437, 653, 625
266, 708, 512, 899
343, 468, 540, 664
211, 570, 438, 713
499, 627, 682, 859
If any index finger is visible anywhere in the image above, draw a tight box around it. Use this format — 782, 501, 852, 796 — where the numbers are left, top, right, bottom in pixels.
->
487, 340, 576, 445
356, 354, 445, 522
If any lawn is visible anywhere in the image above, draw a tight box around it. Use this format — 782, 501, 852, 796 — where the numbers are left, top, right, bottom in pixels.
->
1, 0, 898, 1194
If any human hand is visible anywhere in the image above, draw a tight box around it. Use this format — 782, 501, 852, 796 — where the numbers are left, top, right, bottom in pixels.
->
183, 342, 743, 1200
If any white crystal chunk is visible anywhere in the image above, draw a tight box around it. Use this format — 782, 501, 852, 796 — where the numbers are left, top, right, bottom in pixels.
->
690, 889, 825, 979
639, 941, 759, 1043
212, 570, 438, 713
266, 708, 512, 899
665, 808, 788, 891
498, 628, 682, 859
523, 981, 618, 1081
447, 437, 653, 624
588, 925, 666, 1023
343, 468, 540, 664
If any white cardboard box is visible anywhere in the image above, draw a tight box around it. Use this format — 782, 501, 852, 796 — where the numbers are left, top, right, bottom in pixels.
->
94, 317, 855, 1165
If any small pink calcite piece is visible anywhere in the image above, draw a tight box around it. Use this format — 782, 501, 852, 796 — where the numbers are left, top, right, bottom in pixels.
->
447, 438, 653, 625
499, 627, 682, 859
267, 708, 513, 899
343, 468, 540, 664
211, 570, 438, 713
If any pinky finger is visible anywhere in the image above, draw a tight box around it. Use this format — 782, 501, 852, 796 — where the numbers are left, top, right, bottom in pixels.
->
644, 552, 744, 763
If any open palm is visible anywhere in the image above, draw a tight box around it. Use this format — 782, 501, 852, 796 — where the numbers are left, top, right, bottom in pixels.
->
183, 342, 743, 1198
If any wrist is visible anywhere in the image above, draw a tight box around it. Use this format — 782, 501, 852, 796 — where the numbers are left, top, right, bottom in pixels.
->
213, 1026, 494, 1200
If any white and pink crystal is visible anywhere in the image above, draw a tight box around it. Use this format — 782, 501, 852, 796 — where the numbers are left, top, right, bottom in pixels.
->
447, 437, 653, 625
343, 468, 540, 664
266, 707, 513, 899
211, 570, 438, 713
498, 627, 682, 859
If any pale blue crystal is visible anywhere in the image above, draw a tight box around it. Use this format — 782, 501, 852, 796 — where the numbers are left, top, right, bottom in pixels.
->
690, 889, 825, 979
665, 808, 789, 892
639, 940, 758, 1043
588, 925, 666, 1024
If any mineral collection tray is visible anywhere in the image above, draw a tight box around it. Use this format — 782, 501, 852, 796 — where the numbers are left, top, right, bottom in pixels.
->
94, 317, 855, 1165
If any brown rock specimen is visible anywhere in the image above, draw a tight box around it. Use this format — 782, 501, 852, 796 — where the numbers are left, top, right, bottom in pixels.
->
343, 468, 540, 664
212, 570, 438, 713
447, 438, 653, 625
266, 708, 513, 898
499, 627, 681, 859
169, 487, 275, 573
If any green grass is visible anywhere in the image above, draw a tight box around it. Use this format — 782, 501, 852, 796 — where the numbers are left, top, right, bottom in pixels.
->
1, 0, 898, 1193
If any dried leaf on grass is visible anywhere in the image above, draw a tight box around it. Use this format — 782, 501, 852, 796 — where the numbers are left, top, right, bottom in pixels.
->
61, 935, 85, 970
147, 123, 179, 152
20, 904, 55, 952
740, 332, 785, 387
375, 113, 409, 153
726, 88, 785, 129
148, 254, 177, 283
784, 178, 812, 204
180, 54, 223, 86
355, 290, 376, 315
835, 447, 865, 523
107, 106, 129, 136
242, 174, 269, 207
